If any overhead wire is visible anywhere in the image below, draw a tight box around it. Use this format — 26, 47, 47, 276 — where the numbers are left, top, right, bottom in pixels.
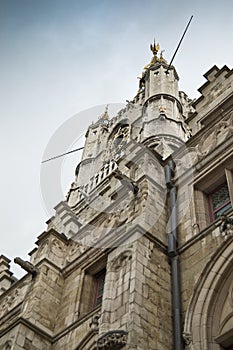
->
41, 147, 84, 163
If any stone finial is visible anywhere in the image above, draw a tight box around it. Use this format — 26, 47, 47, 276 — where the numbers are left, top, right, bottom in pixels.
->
99, 105, 109, 121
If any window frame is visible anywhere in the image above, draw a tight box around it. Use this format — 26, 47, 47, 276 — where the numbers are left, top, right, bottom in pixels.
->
93, 269, 106, 308
208, 182, 232, 221
78, 257, 107, 318
193, 164, 233, 230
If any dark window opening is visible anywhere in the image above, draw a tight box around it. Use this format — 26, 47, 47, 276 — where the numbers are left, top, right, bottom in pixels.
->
226, 346, 233, 350
209, 183, 232, 221
93, 270, 106, 308
114, 134, 124, 149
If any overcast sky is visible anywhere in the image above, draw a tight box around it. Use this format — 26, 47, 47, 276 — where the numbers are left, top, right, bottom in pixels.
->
0, 0, 232, 278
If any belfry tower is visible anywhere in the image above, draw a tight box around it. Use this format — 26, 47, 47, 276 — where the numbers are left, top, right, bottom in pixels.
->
0, 40, 233, 350
45, 39, 192, 349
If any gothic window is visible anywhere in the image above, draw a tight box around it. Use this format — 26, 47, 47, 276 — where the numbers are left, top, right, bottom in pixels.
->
79, 259, 107, 317
194, 167, 233, 230
209, 183, 232, 221
114, 133, 124, 149
93, 269, 106, 307
109, 124, 130, 154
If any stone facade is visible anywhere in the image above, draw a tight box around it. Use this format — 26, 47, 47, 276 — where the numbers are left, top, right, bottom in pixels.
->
0, 43, 233, 349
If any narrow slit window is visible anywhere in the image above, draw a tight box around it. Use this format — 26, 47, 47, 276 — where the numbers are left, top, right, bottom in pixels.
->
93, 270, 106, 307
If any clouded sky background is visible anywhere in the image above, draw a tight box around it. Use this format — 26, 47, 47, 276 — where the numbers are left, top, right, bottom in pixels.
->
0, 0, 232, 278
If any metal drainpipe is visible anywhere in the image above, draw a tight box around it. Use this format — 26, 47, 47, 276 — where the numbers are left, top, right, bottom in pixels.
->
165, 160, 183, 350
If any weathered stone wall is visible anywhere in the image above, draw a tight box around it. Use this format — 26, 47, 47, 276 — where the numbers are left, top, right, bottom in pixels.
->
126, 236, 172, 350
0, 324, 52, 350
180, 225, 229, 313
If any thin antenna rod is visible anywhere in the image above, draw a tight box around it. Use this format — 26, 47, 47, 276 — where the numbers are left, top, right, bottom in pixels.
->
166, 15, 193, 73
42, 147, 84, 164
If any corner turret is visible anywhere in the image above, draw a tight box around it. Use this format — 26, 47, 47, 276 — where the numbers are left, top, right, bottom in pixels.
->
139, 39, 192, 158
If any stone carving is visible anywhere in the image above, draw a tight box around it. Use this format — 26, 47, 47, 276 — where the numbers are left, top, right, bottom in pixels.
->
51, 238, 66, 257
192, 223, 200, 235
183, 332, 193, 349
66, 240, 87, 263
113, 170, 139, 195
109, 125, 130, 152
110, 250, 132, 272
99, 209, 128, 230
220, 215, 233, 237
14, 257, 38, 277
90, 313, 101, 331
0, 339, 13, 350
97, 330, 128, 350
197, 117, 233, 160
95, 180, 148, 233
57, 176, 148, 247
0, 279, 30, 319
37, 239, 49, 256
66, 181, 78, 202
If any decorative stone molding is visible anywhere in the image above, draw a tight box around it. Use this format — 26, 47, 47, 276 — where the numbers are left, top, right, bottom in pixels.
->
109, 250, 132, 272
196, 116, 233, 160
0, 279, 30, 319
30, 229, 68, 266
97, 330, 128, 350
66, 240, 87, 263
98, 180, 148, 232
67, 159, 118, 207
183, 240, 233, 348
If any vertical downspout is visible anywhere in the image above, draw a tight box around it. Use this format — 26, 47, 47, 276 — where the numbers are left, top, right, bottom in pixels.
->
165, 160, 183, 350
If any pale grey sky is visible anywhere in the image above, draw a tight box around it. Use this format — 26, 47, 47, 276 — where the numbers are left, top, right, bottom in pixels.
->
0, 0, 232, 277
